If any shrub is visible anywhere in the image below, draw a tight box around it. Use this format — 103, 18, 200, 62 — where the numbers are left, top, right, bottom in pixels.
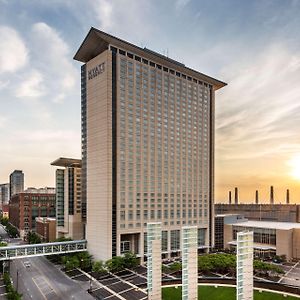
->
106, 256, 125, 273
92, 261, 106, 274
26, 231, 41, 244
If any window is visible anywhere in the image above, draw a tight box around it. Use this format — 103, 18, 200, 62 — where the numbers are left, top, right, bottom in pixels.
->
120, 241, 130, 254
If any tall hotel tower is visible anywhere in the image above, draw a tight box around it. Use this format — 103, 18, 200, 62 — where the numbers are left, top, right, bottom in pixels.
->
74, 28, 226, 261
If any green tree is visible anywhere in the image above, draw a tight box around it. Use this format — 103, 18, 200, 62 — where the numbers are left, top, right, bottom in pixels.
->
92, 261, 106, 274
5, 223, 18, 238
106, 256, 125, 273
77, 252, 92, 270
0, 217, 9, 226
63, 256, 80, 271
123, 252, 138, 269
0, 241, 8, 247
3, 272, 22, 300
55, 237, 73, 242
169, 262, 182, 272
26, 231, 41, 244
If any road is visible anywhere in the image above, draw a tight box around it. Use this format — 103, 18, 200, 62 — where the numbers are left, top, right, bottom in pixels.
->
0, 225, 8, 240
10, 256, 94, 300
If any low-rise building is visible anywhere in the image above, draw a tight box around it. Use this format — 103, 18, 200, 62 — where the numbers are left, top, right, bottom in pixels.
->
36, 217, 56, 242
215, 203, 300, 223
214, 214, 245, 250
9, 192, 56, 239
2, 204, 9, 219
25, 187, 55, 194
223, 219, 300, 260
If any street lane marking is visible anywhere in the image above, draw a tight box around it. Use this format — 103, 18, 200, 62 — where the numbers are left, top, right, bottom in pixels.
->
32, 276, 58, 300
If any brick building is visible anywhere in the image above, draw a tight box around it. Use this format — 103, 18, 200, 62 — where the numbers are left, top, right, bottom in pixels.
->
9, 192, 56, 239
36, 217, 56, 242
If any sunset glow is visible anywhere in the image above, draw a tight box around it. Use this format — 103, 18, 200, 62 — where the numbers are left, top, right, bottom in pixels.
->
289, 155, 300, 180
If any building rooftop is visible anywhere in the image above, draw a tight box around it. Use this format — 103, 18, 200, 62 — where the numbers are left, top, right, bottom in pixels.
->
216, 213, 243, 217
51, 157, 81, 168
231, 220, 300, 230
74, 27, 227, 90
36, 217, 56, 222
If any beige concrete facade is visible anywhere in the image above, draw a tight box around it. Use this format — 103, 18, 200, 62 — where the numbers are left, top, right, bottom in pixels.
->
147, 223, 162, 300
86, 50, 113, 260
292, 229, 300, 258
75, 28, 226, 261
276, 229, 293, 259
182, 226, 198, 300
224, 221, 300, 260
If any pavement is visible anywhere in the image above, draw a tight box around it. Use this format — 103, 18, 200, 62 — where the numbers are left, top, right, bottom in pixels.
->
10, 256, 95, 300
277, 261, 300, 286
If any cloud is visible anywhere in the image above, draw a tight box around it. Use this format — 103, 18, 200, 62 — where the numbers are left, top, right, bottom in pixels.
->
90, 0, 113, 31
216, 44, 300, 160
16, 69, 45, 98
0, 116, 7, 128
0, 26, 28, 74
215, 44, 300, 201
0, 79, 9, 90
175, 0, 191, 10
30, 22, 77, 98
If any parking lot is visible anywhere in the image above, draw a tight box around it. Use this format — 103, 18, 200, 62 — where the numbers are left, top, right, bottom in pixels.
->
66, 265, 148, 300
277, 261, 300, 286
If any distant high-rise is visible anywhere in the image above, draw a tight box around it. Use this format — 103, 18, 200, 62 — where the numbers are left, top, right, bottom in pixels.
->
255, 190, 259, 204
9, 170, 24, 199
286, 189, 290, 204
0, 183, 9, 206
74, 27, 226, 261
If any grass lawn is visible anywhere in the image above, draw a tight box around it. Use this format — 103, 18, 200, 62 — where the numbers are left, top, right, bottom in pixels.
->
162, 286, 298, 300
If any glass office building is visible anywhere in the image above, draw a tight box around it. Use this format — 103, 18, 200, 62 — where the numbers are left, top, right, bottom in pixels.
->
74, 28, 226, 261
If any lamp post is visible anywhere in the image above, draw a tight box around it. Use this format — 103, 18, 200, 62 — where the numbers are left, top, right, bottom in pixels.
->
89, 278, 92, 293
16, 269, 19, 293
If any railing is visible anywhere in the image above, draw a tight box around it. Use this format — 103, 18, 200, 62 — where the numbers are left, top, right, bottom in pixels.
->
0, 240, 87, 260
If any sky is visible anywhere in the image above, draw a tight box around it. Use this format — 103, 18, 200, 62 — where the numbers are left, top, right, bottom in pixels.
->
0, 0, 300, 203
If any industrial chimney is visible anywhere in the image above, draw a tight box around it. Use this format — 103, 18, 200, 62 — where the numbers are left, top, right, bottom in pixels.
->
229, 191, 232, 204
234, 187, 238, 204
286, 189, 290, 204
270, 186, 274, 204
255, 190, 259, 204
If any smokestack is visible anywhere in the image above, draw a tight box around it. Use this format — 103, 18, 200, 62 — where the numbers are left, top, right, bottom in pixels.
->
270, 186, 274, 204
234, 187, 238, 204
229, 191, 232, 204
286, 189, 290, 204
255, 190, 259, 204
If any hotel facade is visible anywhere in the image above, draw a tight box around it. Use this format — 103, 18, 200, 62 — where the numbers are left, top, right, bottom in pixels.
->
74, 28, 226, 261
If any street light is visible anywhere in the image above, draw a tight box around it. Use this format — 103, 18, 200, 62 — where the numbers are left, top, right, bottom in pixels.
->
89, 278, 92, 293
16, 269, 19, 293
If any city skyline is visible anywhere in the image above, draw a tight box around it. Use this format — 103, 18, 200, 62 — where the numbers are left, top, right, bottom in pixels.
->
1, 0, 300, 202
